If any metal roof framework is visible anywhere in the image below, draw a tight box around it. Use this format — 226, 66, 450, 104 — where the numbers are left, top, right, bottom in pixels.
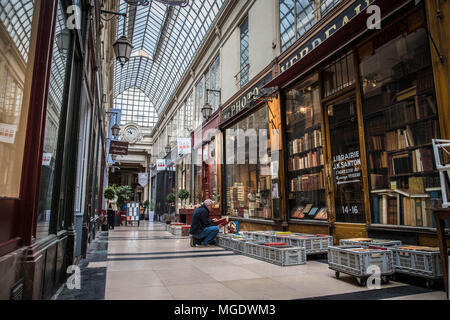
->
113, 0, 227, 128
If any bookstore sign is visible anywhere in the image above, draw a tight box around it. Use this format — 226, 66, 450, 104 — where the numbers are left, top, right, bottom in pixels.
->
333, 151, 362, 185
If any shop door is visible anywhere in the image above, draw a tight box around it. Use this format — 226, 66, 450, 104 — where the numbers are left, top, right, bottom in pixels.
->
327, 96, 366, 223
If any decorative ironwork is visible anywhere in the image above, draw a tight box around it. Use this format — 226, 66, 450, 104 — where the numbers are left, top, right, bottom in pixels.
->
124, 0, 150, 6
125, 0, 190, 7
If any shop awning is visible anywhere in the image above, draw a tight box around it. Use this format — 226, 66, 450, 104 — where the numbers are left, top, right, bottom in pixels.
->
264, 0, 413, 90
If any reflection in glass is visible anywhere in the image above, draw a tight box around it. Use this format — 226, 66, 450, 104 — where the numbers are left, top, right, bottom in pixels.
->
225, 107, 273, 220
37, 1, 70, 240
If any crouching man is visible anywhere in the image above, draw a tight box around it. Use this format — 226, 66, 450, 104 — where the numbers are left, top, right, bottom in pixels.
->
190, 199, 219, 247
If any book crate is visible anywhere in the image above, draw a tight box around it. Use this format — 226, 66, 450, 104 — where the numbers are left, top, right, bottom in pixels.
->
339, 238, 402, 248
328, 245, 394, 286
287, 235, 333, 255
391, 246, 443, 288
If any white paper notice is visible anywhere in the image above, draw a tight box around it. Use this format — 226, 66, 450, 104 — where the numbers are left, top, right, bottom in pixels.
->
0, 123, 17, 144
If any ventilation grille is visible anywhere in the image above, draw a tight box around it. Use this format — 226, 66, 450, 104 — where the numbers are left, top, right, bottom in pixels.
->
10, 280, 24, 300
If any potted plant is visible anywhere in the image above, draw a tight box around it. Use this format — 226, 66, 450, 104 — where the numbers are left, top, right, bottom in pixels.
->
178, 189, 190, 207
112, 185, 133, 226
103, 186, 116, 229
166, 193, 176, 223
143, 200, 150, 220
148, 200, 155, 222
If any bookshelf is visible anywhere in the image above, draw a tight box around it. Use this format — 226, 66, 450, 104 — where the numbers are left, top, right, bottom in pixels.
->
285, 78, 327, 222
360, 31, 441, 228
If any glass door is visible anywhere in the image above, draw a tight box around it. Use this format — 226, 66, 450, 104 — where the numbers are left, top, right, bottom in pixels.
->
327, 96, 365, 223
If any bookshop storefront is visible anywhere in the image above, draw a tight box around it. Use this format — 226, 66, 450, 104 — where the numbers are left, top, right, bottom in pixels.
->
268, 1, 447, 244
188, 110, 222, 219
220, 69, 284, 230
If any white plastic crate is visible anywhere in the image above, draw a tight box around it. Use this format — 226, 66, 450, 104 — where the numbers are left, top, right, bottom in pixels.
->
339, 238, 402, 248
287, 235, 333, 254
328, 245, 394, 285
261, 245, 306, 266
392, 247, 443, 280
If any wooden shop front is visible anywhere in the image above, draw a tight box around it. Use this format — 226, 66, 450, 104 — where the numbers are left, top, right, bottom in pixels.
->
266, 0, 450, 245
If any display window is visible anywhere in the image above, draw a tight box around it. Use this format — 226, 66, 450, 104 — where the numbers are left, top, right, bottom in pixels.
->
193, 138, 220, 206
193, 146, 202, 204
225, 106, 273, 219
327, 95, 366, 223
0, 2, 37, 198
36, 1, 72, 239
359, 15, 441, 228
284, 73, 327, 221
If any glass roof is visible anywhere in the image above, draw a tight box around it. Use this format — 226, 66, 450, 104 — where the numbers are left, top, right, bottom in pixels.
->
0, 0, 34, 62
113, 0, 227, 121
48, 2, 69, 109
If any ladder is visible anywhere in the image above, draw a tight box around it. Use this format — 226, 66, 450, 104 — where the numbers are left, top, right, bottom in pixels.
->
432, 139, 450, 208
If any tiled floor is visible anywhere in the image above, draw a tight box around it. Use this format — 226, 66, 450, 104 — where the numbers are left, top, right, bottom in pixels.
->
101, 222, 447, 300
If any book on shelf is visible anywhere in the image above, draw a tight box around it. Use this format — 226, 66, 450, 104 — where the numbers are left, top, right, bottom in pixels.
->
369, 151, 388, 169
417, 68, 434, 93
290, 129, 322, 155
392, 152, 413, 175
291, 207, 305, 219
371, 195, 380, 224
387, 197, 398, 225
303, 204, 313, 215
408, 176, 425, 194
387, 148, 434, 176
396, 86, 416, 102
314, 208, 328, 220
288, 149, 324, 171
390, 181, 397, 190
370, 174, 387, 189
290, 170, 325, 192
308, 207, 319, 217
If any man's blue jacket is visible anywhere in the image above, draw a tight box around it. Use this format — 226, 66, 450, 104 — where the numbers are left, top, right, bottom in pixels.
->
190, 205, 214, 235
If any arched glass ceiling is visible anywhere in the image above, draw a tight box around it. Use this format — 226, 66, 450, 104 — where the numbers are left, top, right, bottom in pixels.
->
0, 0, 34, 62
113, 0, 227, 121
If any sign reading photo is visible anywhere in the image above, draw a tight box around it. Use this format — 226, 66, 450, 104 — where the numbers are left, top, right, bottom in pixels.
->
221, 73, 273, 123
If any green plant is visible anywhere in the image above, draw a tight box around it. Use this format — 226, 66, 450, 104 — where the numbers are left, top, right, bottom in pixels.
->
149, 201, 155, 211
143, 200, 150, 208
178, 189, 189, 200
104, 186, 116, 201
178, 189, 190, 206
167, 193, 175, 204
113, 185, 133, 209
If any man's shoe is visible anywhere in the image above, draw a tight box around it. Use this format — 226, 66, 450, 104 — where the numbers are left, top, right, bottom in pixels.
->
190, 237, 196, 247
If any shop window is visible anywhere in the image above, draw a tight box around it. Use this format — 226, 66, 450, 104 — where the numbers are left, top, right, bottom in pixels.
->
194, 78, 204, 128
359, 22, 441, 228
225, 106, 273, 220
328, 96, 366, 223
37, 1, 71, 239
279, 0, 341, 53
0, 1, 35, 198
205, 55, 221, 112
240, 18, 249, 88
193, 146, 203, 204
285, 73, 328, 221
322, 51, 355, 98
